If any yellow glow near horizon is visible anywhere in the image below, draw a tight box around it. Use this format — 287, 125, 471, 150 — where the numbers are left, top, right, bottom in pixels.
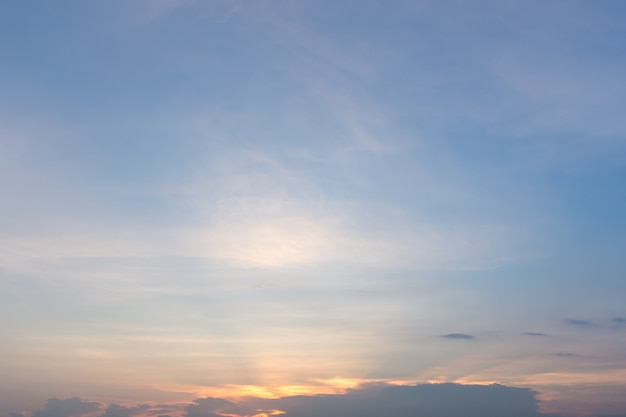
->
142, 369, 626, 417
153, 377, 415, 401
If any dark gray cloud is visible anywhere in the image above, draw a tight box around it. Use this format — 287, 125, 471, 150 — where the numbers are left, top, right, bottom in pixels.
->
524, 332, 548, 336
555, 352, 578, 357
563, 319, 594, 327
100, 404, 149, 417
611, 317, 625, 327
17, 400, 182, 417
440, 333, 475, 339
185, 398, 237, 417
17, 384, 560, 417
221, 383, 560, 417
144, 405, 181, 416
32, 398, 101, 417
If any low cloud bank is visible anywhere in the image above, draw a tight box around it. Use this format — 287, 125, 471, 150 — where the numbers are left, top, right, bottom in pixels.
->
12, 383, 560, 417
237, 383, 558, 417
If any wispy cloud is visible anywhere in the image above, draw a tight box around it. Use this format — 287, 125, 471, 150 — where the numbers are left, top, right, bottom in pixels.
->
563, 319, 594, 328
611, 317, 625, 327
555, 352, 579, 358
440, 333, 475, 340
127, 0, 242, 23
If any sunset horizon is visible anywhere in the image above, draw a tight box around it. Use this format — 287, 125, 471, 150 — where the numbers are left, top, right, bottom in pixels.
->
2, 1, 626, 417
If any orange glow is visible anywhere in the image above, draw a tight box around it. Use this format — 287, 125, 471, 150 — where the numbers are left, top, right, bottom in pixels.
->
153, 377, 421, 402
251, 410, 286, 417
211, 408, 286, 417
150, 370, 626, 417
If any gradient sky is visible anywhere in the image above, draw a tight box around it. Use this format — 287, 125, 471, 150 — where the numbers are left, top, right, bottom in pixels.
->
2, 1, 626, 417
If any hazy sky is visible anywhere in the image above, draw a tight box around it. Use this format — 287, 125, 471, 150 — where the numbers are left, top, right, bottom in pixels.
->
2, 1, 626, 417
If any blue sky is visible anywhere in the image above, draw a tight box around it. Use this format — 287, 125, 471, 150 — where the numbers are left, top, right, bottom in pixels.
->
1, 1, 626, 417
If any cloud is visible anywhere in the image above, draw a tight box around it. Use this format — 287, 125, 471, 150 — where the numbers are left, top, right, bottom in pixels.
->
524, 332, 548, 337
127, 0, 242, 23
11, 402, 182, 417
32, 398, 101, 417
440, 333, 475, 340
185, 398, 238, 417
100, 404, 150, 417
215, 383, 558, 417
171, 147, 534, 272
7, 384, 561, 417
563, 319, 594, 328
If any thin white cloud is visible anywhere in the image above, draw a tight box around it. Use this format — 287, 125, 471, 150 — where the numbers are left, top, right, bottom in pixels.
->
170, 148, 535, 271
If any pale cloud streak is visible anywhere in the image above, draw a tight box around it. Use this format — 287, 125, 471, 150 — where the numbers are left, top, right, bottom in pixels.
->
172, 146, 535, 271
126, 0, 242, 23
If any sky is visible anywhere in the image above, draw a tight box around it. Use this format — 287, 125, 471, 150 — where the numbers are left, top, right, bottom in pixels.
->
1, 1, 626, 417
